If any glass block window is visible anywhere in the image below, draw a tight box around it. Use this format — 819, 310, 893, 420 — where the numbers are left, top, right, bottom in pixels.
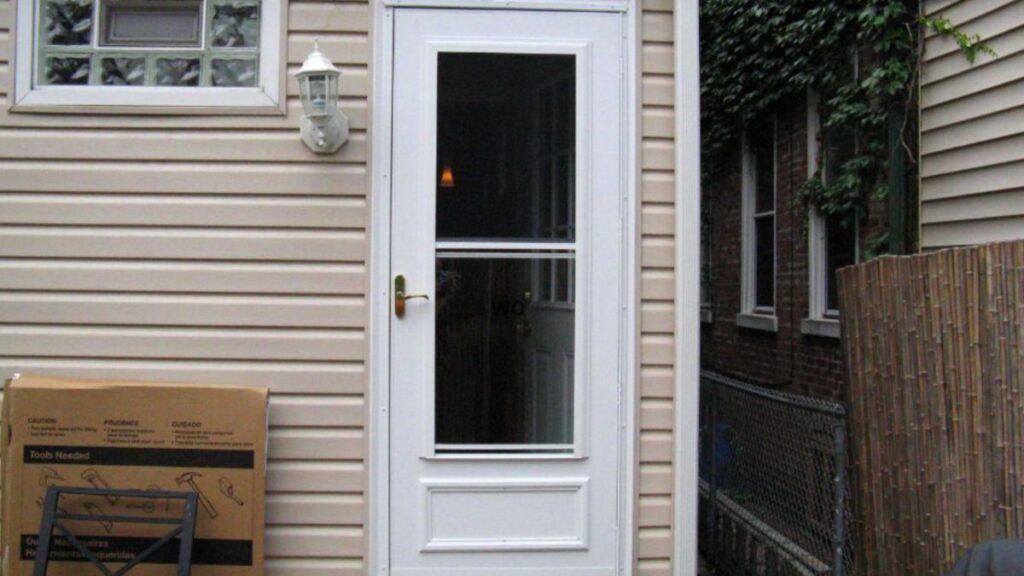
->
37, 0, 260, 87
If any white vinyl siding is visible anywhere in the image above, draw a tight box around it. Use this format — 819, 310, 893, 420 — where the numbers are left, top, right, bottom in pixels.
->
0, 1, 371, 574
920, 0, 1024, 249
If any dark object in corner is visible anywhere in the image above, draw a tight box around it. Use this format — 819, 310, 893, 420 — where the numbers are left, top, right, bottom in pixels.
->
947, 540, 1024, 576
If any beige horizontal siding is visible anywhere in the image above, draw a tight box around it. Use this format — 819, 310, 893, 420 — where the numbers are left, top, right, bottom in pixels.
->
921, 77, 1024, 132
0, 162, 367, 195
0, 326, 363, 357
924, 0, 1017, 32
921, 105, 1024, 154
0, 228, 366, 261
0, 261, 366, 294
0, 293, 366, 327
923, 24, 1024, 85
920, 0, 1024, 248
920, 188, 1024, 223
921, 51, 1024, 108
0, 129, 368, 162
0, 0, 371, 571
638, 1, 676, 574
0, 194, 367, 227
921, 216, 1024, 246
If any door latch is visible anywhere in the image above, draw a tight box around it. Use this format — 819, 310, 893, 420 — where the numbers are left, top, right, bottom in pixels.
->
394, 274, 429, 318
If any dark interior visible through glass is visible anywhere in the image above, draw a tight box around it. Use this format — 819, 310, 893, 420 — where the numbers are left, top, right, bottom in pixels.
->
826, 215, 857, 312
751, 122, 776, 310
436, 53, 575, 242
435, 258, 574, 446
755, 217, 775, 309
753, 124, 775, 215
434, 53, 577, 450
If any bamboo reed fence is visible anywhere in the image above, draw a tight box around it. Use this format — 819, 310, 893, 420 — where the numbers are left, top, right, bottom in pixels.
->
837, 240, 1024, 576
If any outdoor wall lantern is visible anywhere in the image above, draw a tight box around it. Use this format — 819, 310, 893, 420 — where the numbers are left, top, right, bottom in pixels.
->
296, 39, 349, 154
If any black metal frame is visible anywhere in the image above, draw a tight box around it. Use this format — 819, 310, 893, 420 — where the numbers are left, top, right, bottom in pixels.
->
33, 486, 199, 576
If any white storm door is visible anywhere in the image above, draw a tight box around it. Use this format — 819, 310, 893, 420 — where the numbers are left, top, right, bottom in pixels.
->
389, 8, 625, 575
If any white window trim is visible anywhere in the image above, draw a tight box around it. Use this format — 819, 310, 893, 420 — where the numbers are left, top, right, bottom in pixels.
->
12, 0, 283, 111
804, 90, 856, 339
737, 121, 778, 332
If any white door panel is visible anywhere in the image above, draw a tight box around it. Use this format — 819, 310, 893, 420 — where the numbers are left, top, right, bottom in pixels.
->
389, 8, 624, 574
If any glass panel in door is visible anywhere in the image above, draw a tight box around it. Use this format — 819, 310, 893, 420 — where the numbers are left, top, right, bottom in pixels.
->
434, 52, 576, 453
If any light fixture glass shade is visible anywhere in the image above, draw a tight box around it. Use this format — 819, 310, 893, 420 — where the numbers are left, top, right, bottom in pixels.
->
308, 76, 327, 113
299, 72, 338, 116
440, 165, 455, 188
296, 39, 340, 117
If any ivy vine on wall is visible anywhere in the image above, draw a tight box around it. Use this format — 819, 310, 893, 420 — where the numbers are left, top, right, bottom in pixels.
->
700, 0, 993, 253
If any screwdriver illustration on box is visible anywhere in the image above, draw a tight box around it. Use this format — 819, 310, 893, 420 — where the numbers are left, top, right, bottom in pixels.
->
81, 468, 119, 505
220, 477, 245, 507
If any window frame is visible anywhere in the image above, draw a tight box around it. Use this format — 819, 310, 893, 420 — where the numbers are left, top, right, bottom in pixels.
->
804, 89, 858, 339
12, 0, 283, 112
737, 118, 778, 332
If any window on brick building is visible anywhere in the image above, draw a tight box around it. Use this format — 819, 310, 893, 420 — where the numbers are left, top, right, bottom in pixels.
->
737, 117, 778, 332
804, 89, 859, 339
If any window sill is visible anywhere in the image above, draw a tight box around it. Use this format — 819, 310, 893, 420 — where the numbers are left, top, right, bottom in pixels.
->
735, 312, 778, 333
801, 317, 841, 339
11, 86, 284, 116
700, 307, 713, 324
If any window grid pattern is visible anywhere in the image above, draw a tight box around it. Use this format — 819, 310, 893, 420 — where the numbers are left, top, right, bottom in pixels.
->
37, 0, 260, 87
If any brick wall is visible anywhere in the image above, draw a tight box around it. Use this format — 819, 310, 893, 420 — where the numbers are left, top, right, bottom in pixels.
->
701, 93, 872, 400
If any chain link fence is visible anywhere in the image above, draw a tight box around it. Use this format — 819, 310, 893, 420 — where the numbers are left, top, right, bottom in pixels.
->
699, 371, 853, 576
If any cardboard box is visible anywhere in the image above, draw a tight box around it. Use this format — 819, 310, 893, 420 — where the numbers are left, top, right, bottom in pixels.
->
1, 374, 268, 576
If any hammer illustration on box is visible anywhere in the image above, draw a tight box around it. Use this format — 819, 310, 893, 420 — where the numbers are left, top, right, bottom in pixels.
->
81, 468, 119, 505
176, 472, 218, 519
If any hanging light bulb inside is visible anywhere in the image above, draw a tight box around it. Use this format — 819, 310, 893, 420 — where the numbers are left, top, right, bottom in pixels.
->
439, 163, 455, 188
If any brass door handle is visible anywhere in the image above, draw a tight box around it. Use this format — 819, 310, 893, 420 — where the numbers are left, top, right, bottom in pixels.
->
395, 274, 430, 318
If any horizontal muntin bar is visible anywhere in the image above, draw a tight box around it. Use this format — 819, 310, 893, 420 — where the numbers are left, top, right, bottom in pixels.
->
436, 443, 574, 452
435, 241, 575, 252
436, 251, 575, 259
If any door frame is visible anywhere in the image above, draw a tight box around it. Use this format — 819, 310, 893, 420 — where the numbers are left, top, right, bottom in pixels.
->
369, 2, 638, 575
